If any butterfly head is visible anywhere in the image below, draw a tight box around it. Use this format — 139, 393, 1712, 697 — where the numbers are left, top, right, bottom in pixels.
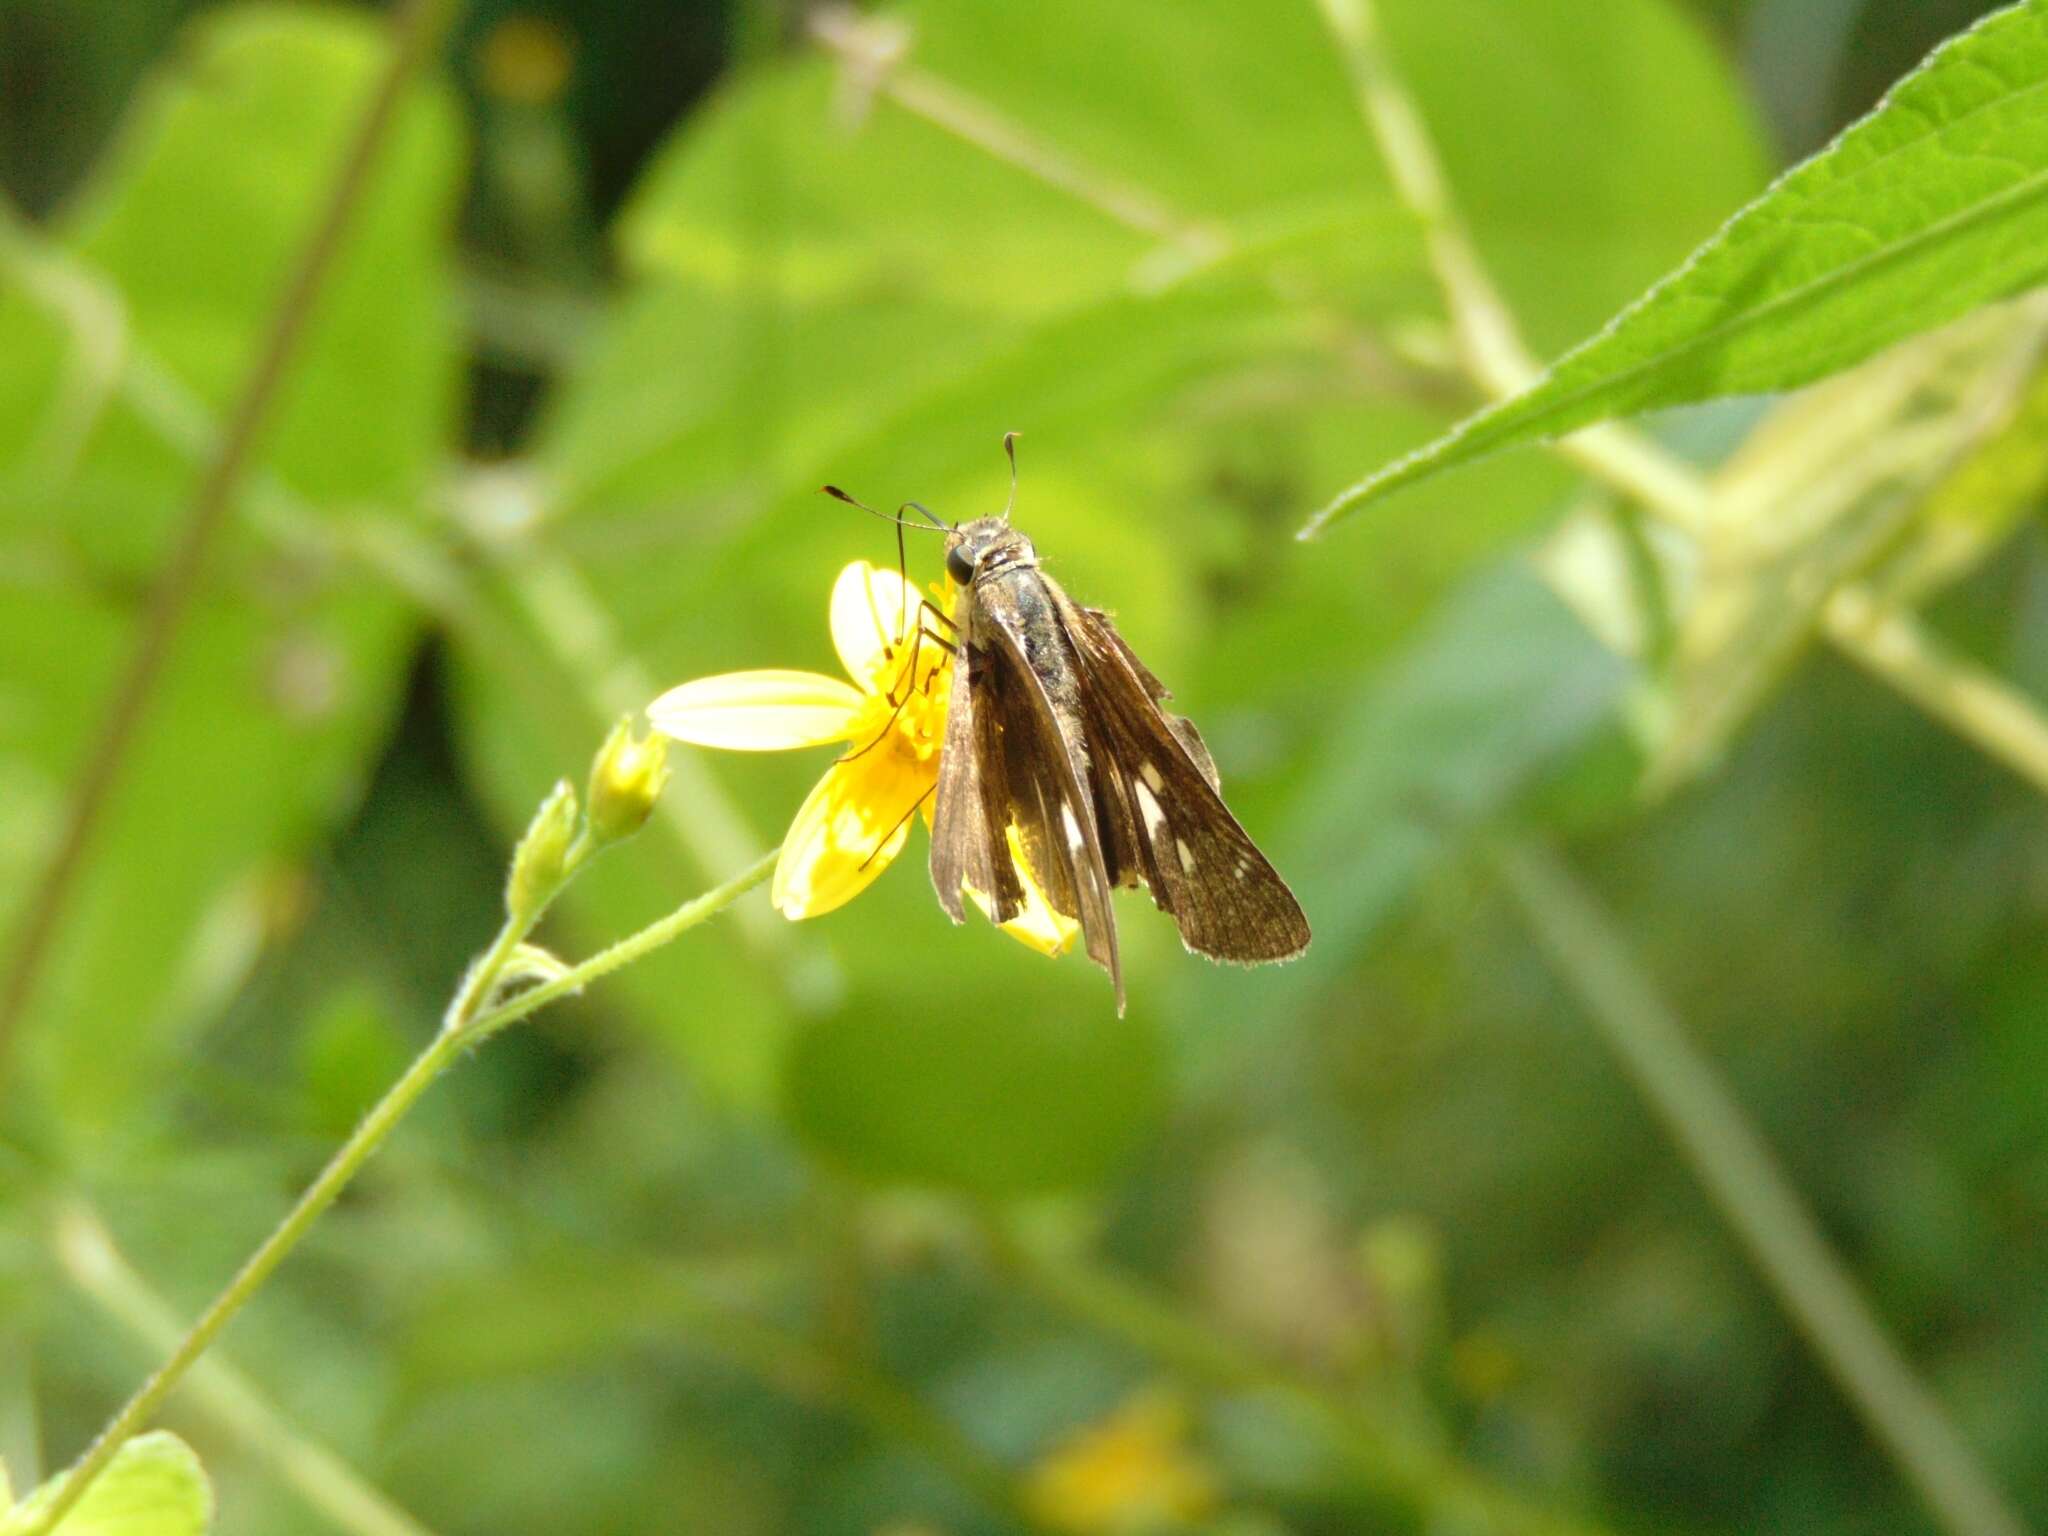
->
945, 517, 1036, 588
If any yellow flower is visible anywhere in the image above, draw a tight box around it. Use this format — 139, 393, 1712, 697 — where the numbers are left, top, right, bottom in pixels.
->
648, 561, 1077, 955
1024, 1390, 1220, 1534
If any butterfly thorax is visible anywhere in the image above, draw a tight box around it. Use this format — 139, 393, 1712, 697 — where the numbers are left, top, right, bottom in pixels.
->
946, 517, 1037, 589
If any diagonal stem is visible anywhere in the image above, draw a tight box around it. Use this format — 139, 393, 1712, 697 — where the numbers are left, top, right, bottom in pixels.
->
54, 1204, 438, 1536
0, 0, 455, 1095
0, 222, 804, 984
1493, 839, 2028, 1536
1319, 7, 2029, 1532
2, 849, 776, 1536
806, 6, 1224, 259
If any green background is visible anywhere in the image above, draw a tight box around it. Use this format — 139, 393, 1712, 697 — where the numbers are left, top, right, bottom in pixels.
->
2, 2, 2044, 1534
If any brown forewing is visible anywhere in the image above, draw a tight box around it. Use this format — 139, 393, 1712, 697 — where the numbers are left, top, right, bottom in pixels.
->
1057, 597, 1311, 965
929, 615, 1021, 924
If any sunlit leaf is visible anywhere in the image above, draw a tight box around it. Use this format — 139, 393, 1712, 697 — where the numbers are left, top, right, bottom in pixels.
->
1310, 0, 2048, 529
1175, 559, 1628, 1090
4, 1433, 211, 1536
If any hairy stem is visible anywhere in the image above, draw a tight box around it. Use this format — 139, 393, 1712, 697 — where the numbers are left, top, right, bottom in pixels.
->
0, 0, 454, 1094
54, 1205, 437, 1536
4, 850, 775, 1536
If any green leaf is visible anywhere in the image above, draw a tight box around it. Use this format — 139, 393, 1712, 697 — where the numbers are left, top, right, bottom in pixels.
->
0, 5, 462, 1134
1308, 0, 2048, 531
1174, 559, 1628, 1091
4, 1433, 211, 1536
783, 984, 1165, 1197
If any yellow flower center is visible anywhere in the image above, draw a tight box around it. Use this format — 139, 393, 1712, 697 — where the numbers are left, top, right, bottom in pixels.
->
846, 630, 951, 769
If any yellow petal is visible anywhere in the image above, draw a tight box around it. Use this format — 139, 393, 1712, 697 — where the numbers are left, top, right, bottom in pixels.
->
647, 670, 864, 751
970, 826, 1081, 957
773, 753, 929, 918
830, 560, 928, 689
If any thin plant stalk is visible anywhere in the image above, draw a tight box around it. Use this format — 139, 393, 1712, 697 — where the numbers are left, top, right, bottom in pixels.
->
0, 0, 456, 1093
1493, 839, 2027, 1536
1315, 2, 2027, 1527
4, 850, 776, 1536
54, 1205, 437, 1536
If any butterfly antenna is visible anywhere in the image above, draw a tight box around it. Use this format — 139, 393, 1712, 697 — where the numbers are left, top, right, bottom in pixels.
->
821, 484, 944, 533
900, 501, 951, 532
1000, 431, 1020, 521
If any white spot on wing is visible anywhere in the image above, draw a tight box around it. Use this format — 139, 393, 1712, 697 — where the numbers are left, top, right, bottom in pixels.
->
1060, 799, 1085, 852
1140, 761, 1165, 792
1176, 838, 1196, 874
1134, 779, 1168, 838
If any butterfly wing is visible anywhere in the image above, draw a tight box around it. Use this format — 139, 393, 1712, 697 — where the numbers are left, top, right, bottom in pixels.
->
1058, 599, 1311, 965
929, 619, 1023, 925
971, 572, 1125, 1009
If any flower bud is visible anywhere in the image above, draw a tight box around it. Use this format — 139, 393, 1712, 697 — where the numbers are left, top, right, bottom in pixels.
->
506, 778, 579, 919
587, 717, 670, 844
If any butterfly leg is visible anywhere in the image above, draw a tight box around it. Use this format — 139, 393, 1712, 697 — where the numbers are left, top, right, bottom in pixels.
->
864, 526, 917, 664
859, 781, 937, 870
838, 617, 958, 764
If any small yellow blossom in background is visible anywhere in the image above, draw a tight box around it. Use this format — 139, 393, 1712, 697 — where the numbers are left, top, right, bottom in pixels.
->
1025, 1389, 1220, 1534
648, 561, 1076, 955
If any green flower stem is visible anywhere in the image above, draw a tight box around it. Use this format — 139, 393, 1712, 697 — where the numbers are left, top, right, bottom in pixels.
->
6, 1021, 463, 1536
447, 825, 591, 1032
988, 1221, 1609, 1536
1492, 839, 2027, 1536
459, 849, 776, 1046
6, 849, 776, 1536
54, 1204, 438, 1536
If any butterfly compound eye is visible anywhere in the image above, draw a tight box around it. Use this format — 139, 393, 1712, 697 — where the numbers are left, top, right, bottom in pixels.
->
945, 543, 976, 588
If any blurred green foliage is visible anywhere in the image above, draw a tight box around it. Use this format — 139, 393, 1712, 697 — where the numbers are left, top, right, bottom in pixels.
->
3, 2, 2047, 1536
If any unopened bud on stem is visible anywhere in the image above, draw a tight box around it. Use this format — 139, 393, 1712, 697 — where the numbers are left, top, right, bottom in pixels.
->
587, 717, 670, 844
507, 778, 579, 920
